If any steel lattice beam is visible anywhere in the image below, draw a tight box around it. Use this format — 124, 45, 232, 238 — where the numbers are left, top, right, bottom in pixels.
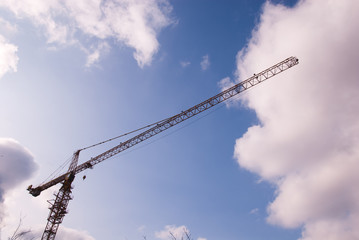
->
29, 56, 298, 197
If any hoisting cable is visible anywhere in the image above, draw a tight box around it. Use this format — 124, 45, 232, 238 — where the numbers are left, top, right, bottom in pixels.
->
111, 100, 229, 160
40, 96, 236, 185
40, 155, 73, 185
78, 116, 173, 151
39, 116, 173, 185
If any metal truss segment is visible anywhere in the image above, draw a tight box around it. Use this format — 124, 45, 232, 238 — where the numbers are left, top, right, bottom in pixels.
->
29, 56, 298, 197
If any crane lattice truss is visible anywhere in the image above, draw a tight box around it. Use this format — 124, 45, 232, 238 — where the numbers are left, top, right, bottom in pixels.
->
28, 56, 299, 240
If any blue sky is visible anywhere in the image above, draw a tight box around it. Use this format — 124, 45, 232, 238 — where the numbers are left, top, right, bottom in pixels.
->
1, 1, 359, 240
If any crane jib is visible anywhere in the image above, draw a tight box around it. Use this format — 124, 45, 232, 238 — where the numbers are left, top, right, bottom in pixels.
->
28, 56, 299, 197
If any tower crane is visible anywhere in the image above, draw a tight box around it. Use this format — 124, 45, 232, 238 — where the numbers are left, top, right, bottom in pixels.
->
27, 56, 299, 240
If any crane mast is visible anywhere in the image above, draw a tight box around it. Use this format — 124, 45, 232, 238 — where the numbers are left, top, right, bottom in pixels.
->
28, 56, 298, 240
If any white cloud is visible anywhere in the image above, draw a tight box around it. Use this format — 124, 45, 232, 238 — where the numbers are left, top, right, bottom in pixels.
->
217, 77, 234, 90
155, 225, 207, 240
155, 225, 189, 240
137, 224, 146, 232
85, 41, 110, 67
0, 138, 36, 195
231, 0, 359, 239
17, 225, 95, 240
218, 77, 243, 108
200, 54, 210, 71
0, 139, 92, 240
56, 226, 96, 240
0, 17, 17, 34
0, 138, 37, 223
0, 0, 174, 67
180, 61, 191, 68
0, 35, 18, 79
249, 208, 259, 215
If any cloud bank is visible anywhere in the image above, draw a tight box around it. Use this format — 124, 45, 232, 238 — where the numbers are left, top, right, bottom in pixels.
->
0, 138, 37, 223
0, 138, 96, 239
231, 0, 359, 239
0, 0, 174, 67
